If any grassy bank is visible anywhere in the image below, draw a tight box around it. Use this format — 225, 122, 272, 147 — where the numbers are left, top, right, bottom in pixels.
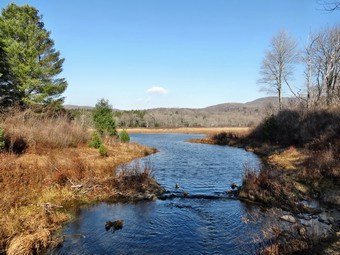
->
189, 108, 340, 254
0, 110, 163, 254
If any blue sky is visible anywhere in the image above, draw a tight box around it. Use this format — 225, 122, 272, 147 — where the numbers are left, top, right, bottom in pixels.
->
1, 1, 339, 109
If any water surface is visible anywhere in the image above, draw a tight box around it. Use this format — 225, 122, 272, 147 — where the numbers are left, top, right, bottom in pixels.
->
55, 133, 262, 255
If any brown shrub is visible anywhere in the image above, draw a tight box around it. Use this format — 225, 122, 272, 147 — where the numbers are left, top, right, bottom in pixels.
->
211, 131, 246, 145
241, 166, 298, 210
114, 162, 153, 193
247, 108, 340, 148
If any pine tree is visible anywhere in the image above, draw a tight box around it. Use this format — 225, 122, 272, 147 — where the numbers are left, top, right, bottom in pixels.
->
0, 3, 67, 106
92, 99, 117, 136
0, 39, 15, 107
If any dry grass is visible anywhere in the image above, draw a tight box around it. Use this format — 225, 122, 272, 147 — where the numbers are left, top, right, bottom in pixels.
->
2, 110, 89, 153
0, 110, 160, 254
7, 229, 51, 255
268, 147, 308, 171
119, 127, 250, 134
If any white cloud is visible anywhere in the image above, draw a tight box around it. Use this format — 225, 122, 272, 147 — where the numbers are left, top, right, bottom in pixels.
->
146, 86, 168, 94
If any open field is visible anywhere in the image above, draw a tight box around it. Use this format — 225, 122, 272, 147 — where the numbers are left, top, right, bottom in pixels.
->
119, 127, 250, 135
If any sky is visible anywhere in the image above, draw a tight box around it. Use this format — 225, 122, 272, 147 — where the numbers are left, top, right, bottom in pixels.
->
0, 0, 339, 109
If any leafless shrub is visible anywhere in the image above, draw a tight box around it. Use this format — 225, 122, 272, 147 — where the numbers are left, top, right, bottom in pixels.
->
113, 161, 154, 193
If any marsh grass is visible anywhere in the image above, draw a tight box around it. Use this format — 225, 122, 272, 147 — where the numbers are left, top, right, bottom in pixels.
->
2, 109, 89, 153
0, 110, 159, 254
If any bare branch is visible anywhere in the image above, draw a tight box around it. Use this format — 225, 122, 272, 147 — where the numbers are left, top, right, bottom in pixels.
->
319, 0, 340, 11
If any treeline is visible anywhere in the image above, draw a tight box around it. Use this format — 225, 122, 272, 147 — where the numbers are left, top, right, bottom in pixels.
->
70, 105, 270, 128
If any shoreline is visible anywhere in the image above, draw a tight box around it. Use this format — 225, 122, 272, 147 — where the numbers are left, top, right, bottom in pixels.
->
118, 127, 250, 135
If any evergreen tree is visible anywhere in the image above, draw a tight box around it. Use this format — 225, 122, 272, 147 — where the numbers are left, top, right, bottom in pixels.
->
92, 99, 117, 136
0, 3, 67, 106
0, 39, 15, 107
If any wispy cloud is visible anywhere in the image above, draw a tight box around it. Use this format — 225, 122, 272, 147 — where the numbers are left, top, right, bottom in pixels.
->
146, 86, 169, 94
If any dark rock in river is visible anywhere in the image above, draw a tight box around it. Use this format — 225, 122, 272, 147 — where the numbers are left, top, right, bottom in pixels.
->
230, 183, 238, 190
105, 220, 124, 231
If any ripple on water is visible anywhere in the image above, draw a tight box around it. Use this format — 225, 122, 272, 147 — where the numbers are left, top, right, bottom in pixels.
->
54, 133, 262, 255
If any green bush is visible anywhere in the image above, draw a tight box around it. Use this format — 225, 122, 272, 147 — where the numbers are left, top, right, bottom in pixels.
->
99, 144, 108, 157
0, 128, 5, 151
92, 99, 117, 136
119, 130, 130, 143
88, 132, 102, 149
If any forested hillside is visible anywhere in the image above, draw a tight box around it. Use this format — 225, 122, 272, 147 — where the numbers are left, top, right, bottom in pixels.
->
67, 97, 298, 128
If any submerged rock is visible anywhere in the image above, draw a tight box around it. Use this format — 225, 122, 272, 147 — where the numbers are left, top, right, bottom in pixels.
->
280, 215, 296, 224
105, 220, 124, 231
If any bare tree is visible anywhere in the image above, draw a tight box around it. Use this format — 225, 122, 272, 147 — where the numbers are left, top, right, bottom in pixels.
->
258, 30, 299, 111
310, 26, 340, 106
302, 36, 319, 110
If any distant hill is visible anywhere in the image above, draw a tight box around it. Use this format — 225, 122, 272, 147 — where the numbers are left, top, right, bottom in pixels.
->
64, 96, 289, 112
63, 105, 94, 110
202, 97, 295, 112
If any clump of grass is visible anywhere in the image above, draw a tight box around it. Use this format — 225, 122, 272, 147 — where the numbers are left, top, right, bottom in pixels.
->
7, 229, 51, 255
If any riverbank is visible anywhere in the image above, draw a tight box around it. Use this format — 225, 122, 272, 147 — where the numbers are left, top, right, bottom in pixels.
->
187, 109, 340, 254
0, 111, 164, 255
118, 127, 250, 135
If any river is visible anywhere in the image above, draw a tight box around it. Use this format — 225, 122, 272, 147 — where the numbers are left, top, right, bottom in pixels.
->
54, 133, 264, 255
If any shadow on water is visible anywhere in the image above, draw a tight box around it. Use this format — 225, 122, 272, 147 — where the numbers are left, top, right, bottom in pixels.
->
53, 133, 264, 255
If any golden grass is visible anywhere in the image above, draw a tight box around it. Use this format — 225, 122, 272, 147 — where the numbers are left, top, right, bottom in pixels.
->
2, 110, 89, 153
119, 127, 250, 134
268, 147, 308, 171
7, 229, 50, 255
187, 137, 216, 144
